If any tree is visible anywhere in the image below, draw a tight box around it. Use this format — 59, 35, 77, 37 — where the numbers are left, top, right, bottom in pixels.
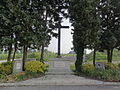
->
0, 0, 18, 61
0, 0, 51, 70
97, 0, 120, 63
0, 0, 70, 71
39, 0, 69, 61
69, 0, 100, 72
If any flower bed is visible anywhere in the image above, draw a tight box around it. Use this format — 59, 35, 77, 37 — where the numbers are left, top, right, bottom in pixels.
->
71, 63, 120, 82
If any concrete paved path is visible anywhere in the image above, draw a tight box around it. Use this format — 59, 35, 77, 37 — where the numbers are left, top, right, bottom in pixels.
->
0, 74, 120, 87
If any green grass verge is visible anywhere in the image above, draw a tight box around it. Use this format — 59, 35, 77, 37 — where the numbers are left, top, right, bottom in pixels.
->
86, 49, 120, 63
0, 54, 22, 60
0, 51, 75, 61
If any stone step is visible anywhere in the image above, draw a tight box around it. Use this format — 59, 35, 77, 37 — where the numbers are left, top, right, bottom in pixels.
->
48, 68, 71, 72
46, 72, 74, 75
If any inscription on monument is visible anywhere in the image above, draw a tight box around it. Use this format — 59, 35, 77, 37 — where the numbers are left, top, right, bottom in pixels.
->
16, 63, 22, 69
54, 61, 65, 68
13, 61, 22, 73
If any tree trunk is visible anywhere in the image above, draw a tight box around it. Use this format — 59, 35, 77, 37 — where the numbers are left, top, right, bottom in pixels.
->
22, 45, 28, 71
93, 49, 96, 67
107, 49, 113, 63
7, 44, 12, 62
40, 44, 44, 62
12, 43, 17, 61
110, 49, 113, 63
75, 48, 84, 72
107, 49, 111, 63
39, 9, 48, 63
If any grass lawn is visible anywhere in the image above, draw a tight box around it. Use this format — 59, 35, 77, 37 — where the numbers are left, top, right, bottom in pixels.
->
0, 51, 76, 61
86, 49, 120, 63
0, 54, 22, 60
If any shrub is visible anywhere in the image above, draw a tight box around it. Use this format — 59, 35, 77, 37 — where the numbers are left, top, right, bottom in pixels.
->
89, 70, 105, 79
25, 61, 48, 73
0, 74, 6, 79
6, 75, 16, 82
81, 68, 120, 81
70, 64, 75, 71
15, 71, 45, 81
15, 72, 26, 81
104, 63, 118, 70
42, 64, 48, 72
0, 61, 13, 75
118, 63, 120, 69
79, 63, 120, 81
81, 64, 94, 74
98, 69, 120, 80
28, 52, 40, 60
109, 69, 120, 80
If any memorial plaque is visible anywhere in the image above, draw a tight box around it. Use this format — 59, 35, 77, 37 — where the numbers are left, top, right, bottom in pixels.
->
48, 57, 74, 74
95, 62, 105, 70
16, 63, 22, 69
54, 61, 65, 68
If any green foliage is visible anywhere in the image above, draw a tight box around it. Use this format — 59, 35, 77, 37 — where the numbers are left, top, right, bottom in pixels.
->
86, 50, 120, 62
81, 64, 94, 74
15, 72, 26, 81
15, 72, 44, 81
69, 0, 100, 72
95, 0, 120, 62
27, 51, 57, 61
118, 63, 120, 68
70, 64, 75, 71
15, 54, 22, 59
25, 61, 48, 73
78, 63, 120, 81
0, 54, 8, 60
62, 54, 76, 57
44, 51, 57, 61
0, 51, 56, 61
0, 53, 22, 60
89, 70, 105, 79
0, 74, 6, 79
0, 61, 13, 75
86, 51, 107, 61
27, 52, 40, 60
88, 69, 120, 81
104, 63, 118, 70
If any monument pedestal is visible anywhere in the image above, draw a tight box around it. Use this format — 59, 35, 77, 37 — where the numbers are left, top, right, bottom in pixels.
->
47, 57, 75, 75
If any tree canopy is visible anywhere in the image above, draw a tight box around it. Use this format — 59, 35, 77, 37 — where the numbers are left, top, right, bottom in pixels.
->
69, 0, 120, 72
0, 0, 69, 70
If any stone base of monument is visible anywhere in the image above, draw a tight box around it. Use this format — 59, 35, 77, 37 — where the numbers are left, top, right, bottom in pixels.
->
47, 57, 75, 75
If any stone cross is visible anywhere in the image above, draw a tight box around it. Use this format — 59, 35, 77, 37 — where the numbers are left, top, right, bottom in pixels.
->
55, 20, 69, 57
